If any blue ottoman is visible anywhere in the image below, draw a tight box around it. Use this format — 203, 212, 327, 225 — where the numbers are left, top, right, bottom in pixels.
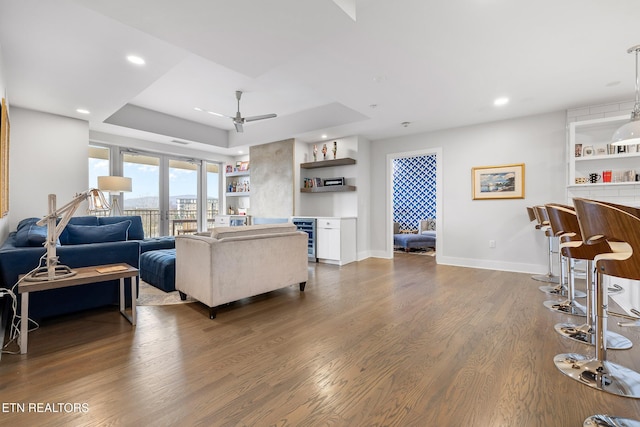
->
394, 232, 436, 252
140, 236, 175, 253
140, 249, 176, 292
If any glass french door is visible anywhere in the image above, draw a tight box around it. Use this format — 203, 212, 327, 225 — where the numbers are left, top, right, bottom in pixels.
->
168, 159, 199, 236
122, 152, 162, 237
119, 150, 221, 237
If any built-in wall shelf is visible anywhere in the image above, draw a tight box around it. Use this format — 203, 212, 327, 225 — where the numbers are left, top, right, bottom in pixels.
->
300, 185, 356, 193
225, 170, 250, 177
300, 158, 356, 169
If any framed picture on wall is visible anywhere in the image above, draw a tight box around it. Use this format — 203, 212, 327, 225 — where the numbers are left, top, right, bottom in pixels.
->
472, 163, 525, 200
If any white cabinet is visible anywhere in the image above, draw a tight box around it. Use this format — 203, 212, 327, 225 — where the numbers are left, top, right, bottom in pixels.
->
213, 215, 249, 227
316, 217, 356, 265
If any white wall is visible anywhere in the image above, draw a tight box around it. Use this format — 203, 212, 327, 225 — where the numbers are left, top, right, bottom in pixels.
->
9, 107, 89, 229
370, 111, 567, 274
0, 42, 8, 241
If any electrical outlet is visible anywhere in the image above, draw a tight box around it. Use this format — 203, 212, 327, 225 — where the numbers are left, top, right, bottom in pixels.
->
489, 240, 496, 248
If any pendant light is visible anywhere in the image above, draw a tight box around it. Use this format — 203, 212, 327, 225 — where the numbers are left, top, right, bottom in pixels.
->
612, 45, 640, 146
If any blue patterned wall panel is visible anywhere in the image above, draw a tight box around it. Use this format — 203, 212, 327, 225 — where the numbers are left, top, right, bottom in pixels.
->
393, 155, 436, 231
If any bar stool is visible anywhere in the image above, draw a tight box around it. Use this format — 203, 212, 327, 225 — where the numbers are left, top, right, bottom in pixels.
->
544, 203, 631, 350
554, 198, 640, 398
531, 205, 561, 286
542, 204, 587, 316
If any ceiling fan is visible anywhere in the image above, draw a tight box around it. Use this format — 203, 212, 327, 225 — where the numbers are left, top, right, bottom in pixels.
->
210, 90, 277, 133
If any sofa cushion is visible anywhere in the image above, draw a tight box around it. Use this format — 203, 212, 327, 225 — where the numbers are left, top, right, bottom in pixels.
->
15, 218, 50, 247
64, 220, 132, 245
59, 216, 100, 244
211, 223, 296, 240
99, 216, 144, 240
17, 217, 41, 231
15, 218, 38, 246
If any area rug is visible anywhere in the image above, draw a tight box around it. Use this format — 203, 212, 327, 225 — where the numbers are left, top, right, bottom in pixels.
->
394, 248, 436, 256
137, 281, 196, 306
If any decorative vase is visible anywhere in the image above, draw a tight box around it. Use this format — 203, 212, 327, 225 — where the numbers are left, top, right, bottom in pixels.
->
322, 143, 327, 160
332, 141, 337, 159
313, 144, 317, 161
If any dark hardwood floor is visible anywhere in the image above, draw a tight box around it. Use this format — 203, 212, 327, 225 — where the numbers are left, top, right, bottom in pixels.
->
1, 253, 640, 426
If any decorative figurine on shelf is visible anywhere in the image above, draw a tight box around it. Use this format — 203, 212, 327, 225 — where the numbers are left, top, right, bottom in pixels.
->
313, 144, 318, 161
332, 141, 337, 159
322, 143, 328, 160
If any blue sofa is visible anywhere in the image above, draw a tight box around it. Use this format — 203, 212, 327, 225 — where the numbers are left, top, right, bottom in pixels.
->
0, 215, 172, 320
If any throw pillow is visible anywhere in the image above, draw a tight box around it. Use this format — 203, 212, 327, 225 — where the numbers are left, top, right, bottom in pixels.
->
65, 220, 132, 245
15, 219, 50, 247
421, 218, 436, 231
16, 217, 41, 231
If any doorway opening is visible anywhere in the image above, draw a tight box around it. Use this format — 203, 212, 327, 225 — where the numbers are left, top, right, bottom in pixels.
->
386, 148, 442, 259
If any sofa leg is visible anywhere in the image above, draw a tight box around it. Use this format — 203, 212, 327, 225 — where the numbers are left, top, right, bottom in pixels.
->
299, 282, 306, 292
178, 291, 187, 301
209, 306, 217, 319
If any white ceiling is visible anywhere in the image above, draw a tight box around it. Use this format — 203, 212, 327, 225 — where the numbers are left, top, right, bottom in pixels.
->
1, 0, 639, 155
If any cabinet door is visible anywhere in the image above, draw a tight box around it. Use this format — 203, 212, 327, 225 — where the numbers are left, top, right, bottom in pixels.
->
317, 227, 341, 260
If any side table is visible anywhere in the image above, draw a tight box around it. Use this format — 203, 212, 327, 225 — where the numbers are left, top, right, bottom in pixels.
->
18, 263, 139, 354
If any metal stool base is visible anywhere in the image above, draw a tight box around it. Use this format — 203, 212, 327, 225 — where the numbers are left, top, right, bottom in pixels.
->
539, 284, 567, 295
554, 323, 632, 350
532, 274, 559, 284
584, 414, 640, 426
543, 300, 587, 317
554, 353, 640, 398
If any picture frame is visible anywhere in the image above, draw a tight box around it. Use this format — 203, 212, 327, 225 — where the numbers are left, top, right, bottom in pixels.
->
574, 143, 582, 158
239, 161, 249, 171
226, 164, 233, 173
472, 163, 525, 200
0, 98, 9, 217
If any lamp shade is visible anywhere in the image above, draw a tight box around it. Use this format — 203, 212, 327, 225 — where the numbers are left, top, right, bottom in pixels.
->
611, 119, 640, 146
97, 176, 132, 193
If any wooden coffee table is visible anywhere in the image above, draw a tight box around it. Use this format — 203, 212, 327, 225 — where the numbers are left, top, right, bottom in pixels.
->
18, 263, 139, 354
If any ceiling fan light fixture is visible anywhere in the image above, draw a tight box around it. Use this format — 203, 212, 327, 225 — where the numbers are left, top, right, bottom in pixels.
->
612, 44, 640, 146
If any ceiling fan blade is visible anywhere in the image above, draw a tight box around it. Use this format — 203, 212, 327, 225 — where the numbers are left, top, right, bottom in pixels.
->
207, 110, 232, 119
244, 113, 277, 123
234, 121, 244, 133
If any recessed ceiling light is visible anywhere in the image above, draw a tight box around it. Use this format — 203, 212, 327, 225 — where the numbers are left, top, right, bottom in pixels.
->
76, 108, 90, 114
494, 97, 509, 106
127, 55, 145, 65
321, 134, 328, 139
238, 150, 244, 154
194, 107, 203, 112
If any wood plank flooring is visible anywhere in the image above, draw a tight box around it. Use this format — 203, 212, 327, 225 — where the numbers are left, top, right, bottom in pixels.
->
2, 253, 640, 426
